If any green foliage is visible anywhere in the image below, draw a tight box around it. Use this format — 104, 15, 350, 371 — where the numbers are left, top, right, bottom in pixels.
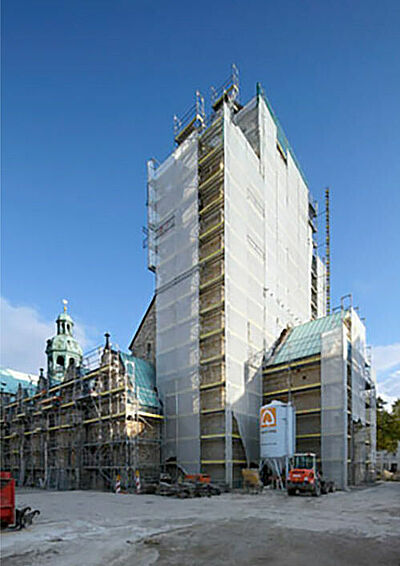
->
377, 397, 400, 453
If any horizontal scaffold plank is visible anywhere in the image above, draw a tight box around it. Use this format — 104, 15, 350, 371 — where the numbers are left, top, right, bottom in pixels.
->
201, 459, 246, 465
98, 385, 125, 397
201, 433, 241, 440
199, 274, 224, 292
198, 169, 224, 193
263, 355, 321, 374
263, 382, 321, 396
174, 116, 200, 145
199, 327, 225, 341
296, 408, 321, 415
200, 380, 225, 391
199, 247, 224, 265
198, 143, 223, 166
199, 221, 224, 242
200, 407, 225, 415
138, 411, 164, 420
199, 196, 223, 217
199, 300, 224, 315
200, 354, 225, 365
199, 117, 222, 143
24, 429, 42, 435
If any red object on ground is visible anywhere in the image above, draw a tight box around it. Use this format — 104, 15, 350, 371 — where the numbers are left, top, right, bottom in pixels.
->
0, 472, 15, 528
288, 468, 315, 484
185, 473, 211, 484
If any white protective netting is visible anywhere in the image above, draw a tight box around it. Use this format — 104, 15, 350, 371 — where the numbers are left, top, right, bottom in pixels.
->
321, 325, 348, 489
351, 309, 367, 425
369, 380, 377, 477
316, 255, 327, 317
225, 103, 265, 470
224, 94, 314, 472
350, 309, 367, 483
257, 96, 313, 340
365, 358, 377, 480
148, 134, 201, 473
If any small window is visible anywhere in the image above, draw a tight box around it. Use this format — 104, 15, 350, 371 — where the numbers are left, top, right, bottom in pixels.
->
147, 343, 152, 357
56, 355, 65, 367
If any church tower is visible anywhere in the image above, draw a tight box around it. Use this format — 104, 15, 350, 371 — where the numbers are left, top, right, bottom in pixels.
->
46, 300, 83, 383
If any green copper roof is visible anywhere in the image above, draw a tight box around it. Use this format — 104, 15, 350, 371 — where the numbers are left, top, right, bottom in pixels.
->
48, 335, 83, 355
120, 353, 160, 409
266, 312, 344, 366
0, 368, 38, 396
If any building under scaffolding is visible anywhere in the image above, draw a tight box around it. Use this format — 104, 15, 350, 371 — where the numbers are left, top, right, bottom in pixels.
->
144, 66, 328, 486
1, 68, 376, 491
263, 303, 376, 489
0, 309, 162, 491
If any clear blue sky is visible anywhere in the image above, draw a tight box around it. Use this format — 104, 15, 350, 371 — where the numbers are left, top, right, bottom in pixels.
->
2, 0, 400, 358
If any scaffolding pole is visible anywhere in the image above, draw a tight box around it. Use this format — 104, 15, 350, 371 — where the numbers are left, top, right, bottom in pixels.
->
325, 187, 331, 315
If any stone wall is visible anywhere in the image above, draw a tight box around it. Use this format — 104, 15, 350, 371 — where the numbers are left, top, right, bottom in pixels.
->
129, 296, 156, 365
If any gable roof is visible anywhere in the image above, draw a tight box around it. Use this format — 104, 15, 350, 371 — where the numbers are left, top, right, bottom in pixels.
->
128, 295, 155, 351
266, 312, 344, 367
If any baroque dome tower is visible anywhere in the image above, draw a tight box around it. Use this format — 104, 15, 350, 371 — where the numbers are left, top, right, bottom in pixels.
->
46, 300, 83, 382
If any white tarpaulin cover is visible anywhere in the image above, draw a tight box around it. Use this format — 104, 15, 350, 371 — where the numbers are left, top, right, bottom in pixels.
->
321, 325, 348, 489
224, 95, 314, 471
148, 135, 201, 473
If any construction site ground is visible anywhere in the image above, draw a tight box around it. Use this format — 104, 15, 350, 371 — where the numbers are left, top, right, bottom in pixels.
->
1, 482, 399, 566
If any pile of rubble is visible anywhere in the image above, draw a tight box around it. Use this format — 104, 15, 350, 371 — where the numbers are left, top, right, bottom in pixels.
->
154, 473, 222, 499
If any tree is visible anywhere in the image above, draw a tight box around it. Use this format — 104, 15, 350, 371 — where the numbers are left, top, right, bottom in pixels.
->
376, 397, 400, 453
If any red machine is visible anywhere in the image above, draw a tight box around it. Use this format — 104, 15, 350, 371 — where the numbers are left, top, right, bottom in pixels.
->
0, 471, 40, 530
287, 453, 335, 496
184, 474, 211, 484
0, 472, 15, 529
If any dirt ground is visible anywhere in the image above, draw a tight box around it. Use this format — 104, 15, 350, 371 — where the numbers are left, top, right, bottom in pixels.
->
1, 483, 399, 566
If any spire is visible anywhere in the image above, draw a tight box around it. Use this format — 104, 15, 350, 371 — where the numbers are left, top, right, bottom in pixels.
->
104, 332, 111, 350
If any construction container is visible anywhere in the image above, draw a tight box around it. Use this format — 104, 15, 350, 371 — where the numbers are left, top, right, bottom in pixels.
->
0, 472, 15, 528
260, 400, 295, 459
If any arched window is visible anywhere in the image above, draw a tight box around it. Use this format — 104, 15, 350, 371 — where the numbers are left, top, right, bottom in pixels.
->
67, 324, 71, 333
56, 355, 65, 367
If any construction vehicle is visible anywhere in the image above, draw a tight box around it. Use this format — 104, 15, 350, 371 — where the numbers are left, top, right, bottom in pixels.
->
287, 453, 335, 496
0, 472, 40, 530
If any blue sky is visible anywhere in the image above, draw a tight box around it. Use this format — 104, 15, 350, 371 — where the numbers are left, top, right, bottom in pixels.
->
2, 0, 400, 402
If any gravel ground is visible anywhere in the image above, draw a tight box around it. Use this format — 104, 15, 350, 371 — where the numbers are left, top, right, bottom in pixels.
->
1, 482, 399, 565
